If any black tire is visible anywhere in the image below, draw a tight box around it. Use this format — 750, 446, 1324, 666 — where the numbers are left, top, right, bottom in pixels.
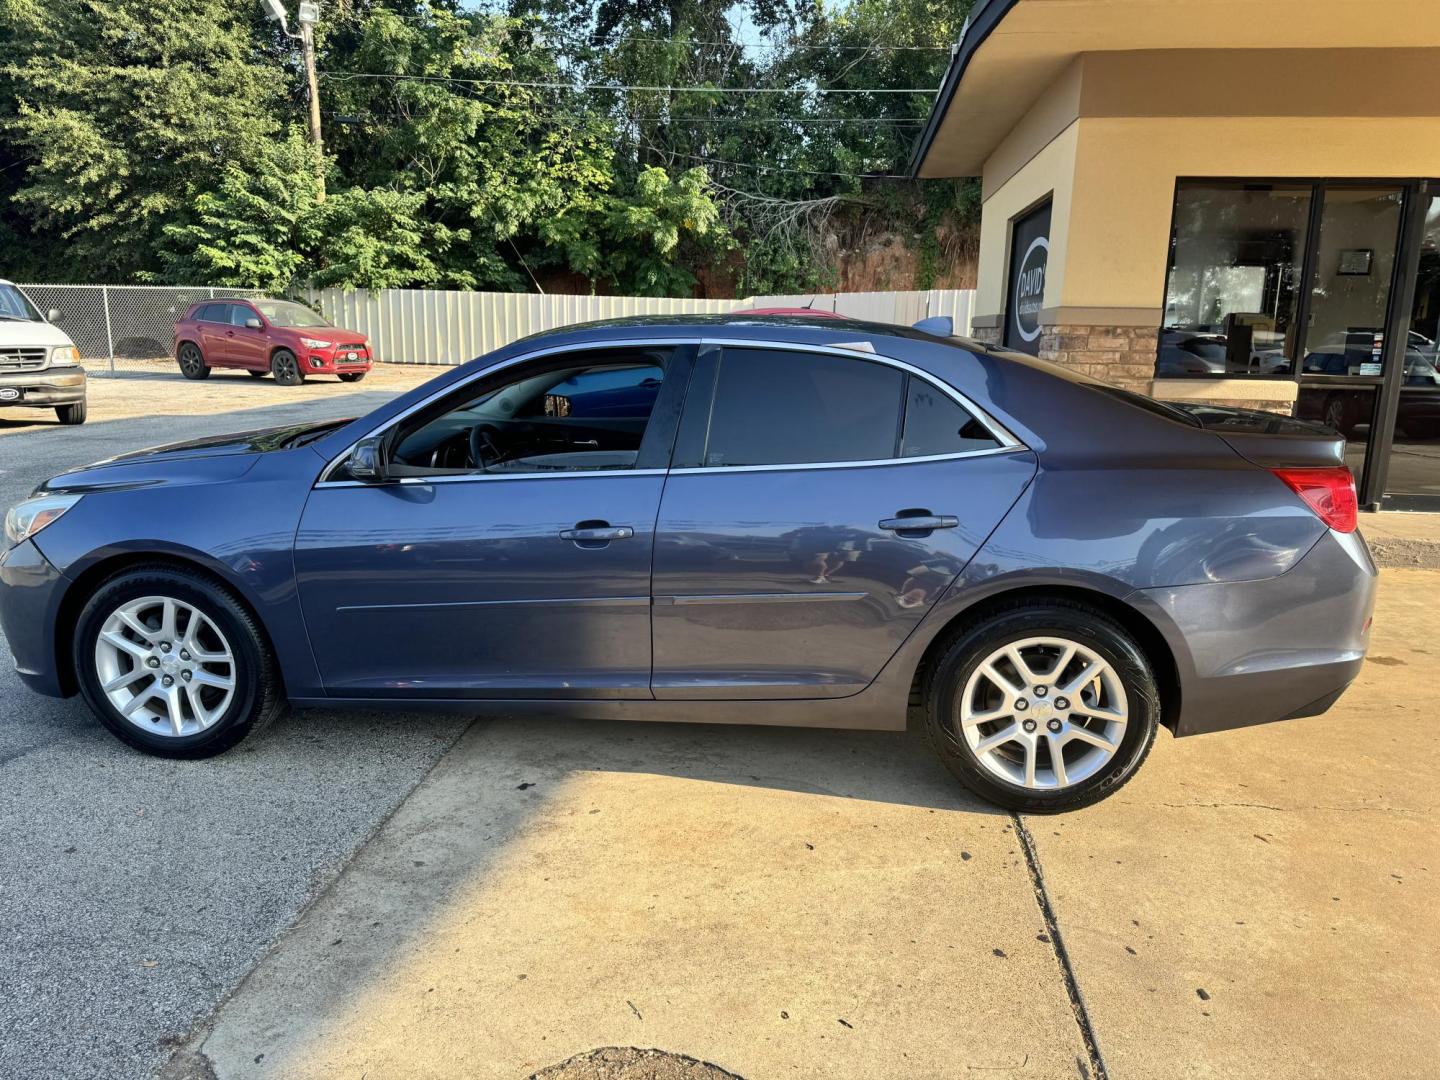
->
922, 600, 1159, 814
177, 342, 210, 380
72, 565, 287, 759
338, 371, 367, 383
247, 369, 268, 379
56, 401, 87, 425
270, 349, 304, 386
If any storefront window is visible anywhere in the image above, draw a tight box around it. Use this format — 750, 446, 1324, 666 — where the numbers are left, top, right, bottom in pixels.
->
1297, 187, 1404, 378
1157, 182, 1312, 377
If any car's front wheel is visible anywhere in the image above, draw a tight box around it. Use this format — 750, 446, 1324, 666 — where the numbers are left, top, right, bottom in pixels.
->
177, 343, 210, 380
338, 371, 366, 383
56, 402, 86, 425
73, 565, 287, 758
923, 600, 1159, 813
270, 349, 304, 386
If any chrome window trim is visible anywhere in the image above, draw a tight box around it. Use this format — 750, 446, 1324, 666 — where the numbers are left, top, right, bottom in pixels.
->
315, 334, 1026, 488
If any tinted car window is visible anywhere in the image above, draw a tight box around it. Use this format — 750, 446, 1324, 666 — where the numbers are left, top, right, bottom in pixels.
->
194, 304, 222, 323
388, 353, 669, 475
703, 349, 905, 467
900, 378, 1000, 457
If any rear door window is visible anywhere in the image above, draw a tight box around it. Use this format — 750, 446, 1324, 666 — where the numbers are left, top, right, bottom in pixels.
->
701, 348, 906, 467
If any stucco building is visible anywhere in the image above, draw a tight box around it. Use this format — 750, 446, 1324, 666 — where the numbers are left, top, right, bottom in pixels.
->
911, 0, 1440, 510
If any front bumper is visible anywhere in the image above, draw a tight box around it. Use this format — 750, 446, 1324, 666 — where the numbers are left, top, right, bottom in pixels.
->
301, 348, 372, 374
1136, 528, 1377, 737
0, 537, 70, 696
0, 365, 86, 407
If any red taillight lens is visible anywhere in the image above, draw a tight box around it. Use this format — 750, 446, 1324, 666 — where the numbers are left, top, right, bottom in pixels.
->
1271, 466, 1358, 533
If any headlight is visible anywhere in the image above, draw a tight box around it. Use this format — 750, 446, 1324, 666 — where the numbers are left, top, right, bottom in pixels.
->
4, 493, 82, 547
299, 337, 332, 350
51, 345, 80, 364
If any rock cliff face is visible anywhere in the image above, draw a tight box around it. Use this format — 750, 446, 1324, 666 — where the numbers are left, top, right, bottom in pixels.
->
542, 227, 979, 299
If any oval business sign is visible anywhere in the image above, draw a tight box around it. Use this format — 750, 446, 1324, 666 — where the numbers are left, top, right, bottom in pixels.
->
1012, 235, 1048, 344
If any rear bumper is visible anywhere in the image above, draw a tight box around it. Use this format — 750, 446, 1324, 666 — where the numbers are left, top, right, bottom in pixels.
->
0, 537, 70, 696
0, 365, 86, 407
1136, 528, 1377, 737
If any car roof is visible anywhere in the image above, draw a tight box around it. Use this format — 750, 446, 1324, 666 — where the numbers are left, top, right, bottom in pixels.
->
512, 312, 981, 347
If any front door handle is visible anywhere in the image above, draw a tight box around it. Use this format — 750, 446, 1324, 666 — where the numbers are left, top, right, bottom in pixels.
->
879, 512, 959, 537
560, 521, 634, 548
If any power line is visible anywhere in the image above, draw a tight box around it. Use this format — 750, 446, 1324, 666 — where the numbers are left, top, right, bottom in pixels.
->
329, 10, 952, 49
318, 70, 938, 94
323, 109, 926, 126
643, 144, 911, 180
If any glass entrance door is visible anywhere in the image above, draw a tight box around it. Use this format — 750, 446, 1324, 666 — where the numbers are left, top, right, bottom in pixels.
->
1381, 191, 1440, 506
1294, 185, 1407, 496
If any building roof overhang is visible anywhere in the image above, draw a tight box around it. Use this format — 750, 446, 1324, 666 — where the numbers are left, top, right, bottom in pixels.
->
910, 0, 1440, 178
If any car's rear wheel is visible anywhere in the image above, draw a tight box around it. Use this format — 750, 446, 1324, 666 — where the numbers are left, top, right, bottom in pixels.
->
270, 349, 304, 386
73, 566, 287, 758
177, 343, 210, 380
338, 371, 366, 383
923, 600, 1159, 813
56, 402, 86, 425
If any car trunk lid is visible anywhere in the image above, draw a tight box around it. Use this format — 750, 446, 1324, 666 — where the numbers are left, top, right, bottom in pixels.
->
1164, 401, 1346, 469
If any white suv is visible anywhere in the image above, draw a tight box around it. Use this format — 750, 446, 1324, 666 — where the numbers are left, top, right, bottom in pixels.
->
0, 281, 86, 424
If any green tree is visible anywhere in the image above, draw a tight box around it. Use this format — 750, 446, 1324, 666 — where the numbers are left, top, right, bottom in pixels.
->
0, 0, 286, 281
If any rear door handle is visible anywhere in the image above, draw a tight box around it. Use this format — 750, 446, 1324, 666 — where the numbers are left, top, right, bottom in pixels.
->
879, 514, 959, 533
560, 521, 634, 548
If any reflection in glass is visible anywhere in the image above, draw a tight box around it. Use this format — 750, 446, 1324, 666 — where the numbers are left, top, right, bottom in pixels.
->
1157, 183, 1311, 377
1385, 193, 1440, 501
1296, 385, 1375, 490
1298, 187, 1404, 377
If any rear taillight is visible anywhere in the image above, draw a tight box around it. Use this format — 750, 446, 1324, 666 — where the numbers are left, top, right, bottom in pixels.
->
1271, 466, 1358, 533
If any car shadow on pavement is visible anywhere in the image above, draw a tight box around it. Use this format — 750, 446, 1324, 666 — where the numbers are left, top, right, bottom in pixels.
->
176, 711, 1043, 1080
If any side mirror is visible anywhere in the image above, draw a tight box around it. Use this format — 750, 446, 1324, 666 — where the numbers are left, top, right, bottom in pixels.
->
348, 436, 387, 483
46, 308, 63, 324
245, 317, 263, 330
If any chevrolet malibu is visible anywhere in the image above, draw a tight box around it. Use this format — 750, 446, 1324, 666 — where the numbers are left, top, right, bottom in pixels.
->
0, 316, 1376, 812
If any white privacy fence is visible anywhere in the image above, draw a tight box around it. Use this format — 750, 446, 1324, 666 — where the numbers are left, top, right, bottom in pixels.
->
16, 283, 975, 371
294, 287, 977, 365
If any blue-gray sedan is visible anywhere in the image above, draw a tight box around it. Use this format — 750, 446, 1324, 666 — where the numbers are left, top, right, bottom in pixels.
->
0, 316, 1376, 812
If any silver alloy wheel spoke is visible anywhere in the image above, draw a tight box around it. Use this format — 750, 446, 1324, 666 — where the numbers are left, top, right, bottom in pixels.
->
958, 635, 1129, 791
94, 595, 237, 738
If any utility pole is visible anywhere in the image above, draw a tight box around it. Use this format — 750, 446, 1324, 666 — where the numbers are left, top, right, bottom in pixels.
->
262, 0, 326, 202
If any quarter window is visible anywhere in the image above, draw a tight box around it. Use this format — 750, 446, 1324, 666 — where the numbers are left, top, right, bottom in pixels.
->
900, 377, 1000, 456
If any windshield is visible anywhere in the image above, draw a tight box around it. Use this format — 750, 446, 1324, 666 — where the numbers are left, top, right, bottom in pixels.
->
0, 284, 43, 322
254, 300, 330, 328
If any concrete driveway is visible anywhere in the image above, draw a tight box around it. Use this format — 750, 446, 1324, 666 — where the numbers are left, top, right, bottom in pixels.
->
0, 369, 1436, 1079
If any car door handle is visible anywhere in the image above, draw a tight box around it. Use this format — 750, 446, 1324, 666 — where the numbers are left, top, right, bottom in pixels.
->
560, 522, 634, 547
879, 514, 959, 533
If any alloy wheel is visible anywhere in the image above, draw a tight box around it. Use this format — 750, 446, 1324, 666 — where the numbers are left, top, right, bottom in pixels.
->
92, 595, 237, 737
957, 636, 1128, 790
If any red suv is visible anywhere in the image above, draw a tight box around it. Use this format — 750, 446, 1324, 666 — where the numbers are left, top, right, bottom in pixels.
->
173, 298, 372, 385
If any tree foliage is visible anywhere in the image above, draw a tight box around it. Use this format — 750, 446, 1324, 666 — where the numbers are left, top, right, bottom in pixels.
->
0, 0, 975, 294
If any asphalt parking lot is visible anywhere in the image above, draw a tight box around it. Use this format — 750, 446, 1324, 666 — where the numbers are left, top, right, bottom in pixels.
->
0, 367, 1436, 1080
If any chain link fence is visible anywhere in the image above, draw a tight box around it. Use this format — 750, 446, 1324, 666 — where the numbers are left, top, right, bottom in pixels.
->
17, 283, 977, 373
17, 285, 262, 375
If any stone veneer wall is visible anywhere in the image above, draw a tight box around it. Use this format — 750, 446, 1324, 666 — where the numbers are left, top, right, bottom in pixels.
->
969, 322, 1294, 415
